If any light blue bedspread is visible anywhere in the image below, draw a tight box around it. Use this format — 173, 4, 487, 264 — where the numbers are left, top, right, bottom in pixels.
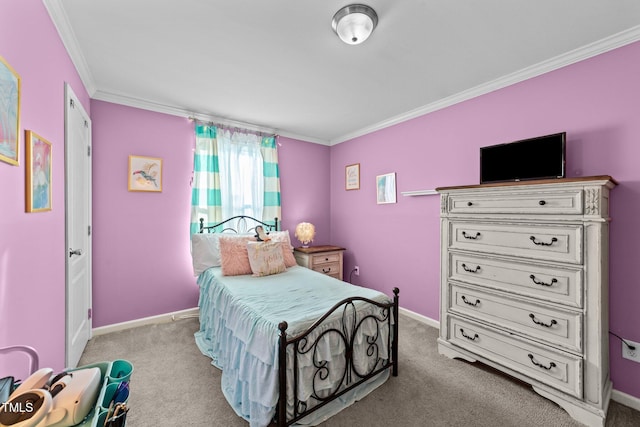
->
195, 266, 392, 427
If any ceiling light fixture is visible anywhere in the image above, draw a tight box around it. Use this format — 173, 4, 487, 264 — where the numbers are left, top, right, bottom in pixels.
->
332, 4, 378, 45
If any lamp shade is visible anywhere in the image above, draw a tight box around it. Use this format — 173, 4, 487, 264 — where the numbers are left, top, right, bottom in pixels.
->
295, 222, 316, 247
332, 4, 378, 45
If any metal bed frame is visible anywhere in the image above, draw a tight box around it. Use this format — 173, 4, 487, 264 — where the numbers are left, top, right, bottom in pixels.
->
198, 215, 399, 426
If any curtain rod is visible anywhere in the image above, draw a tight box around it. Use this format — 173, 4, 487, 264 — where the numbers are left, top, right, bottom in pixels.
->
188, 116, 278, 138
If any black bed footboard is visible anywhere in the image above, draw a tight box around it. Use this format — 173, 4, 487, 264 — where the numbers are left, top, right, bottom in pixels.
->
276, 287, 399, 426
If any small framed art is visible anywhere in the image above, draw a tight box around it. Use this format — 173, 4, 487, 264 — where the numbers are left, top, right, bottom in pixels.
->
25, 130, 52, 212
345, 163, 360, 190
376, 172, 397, 204
128, 155, 163, 192
0, 55, 21, 166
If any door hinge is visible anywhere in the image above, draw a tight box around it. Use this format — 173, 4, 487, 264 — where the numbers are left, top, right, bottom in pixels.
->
87, 146, 91, 156
70, 98, 75, 108
88, 308, 92, 319
84, 120, 89, 128
88, 225, 91, 236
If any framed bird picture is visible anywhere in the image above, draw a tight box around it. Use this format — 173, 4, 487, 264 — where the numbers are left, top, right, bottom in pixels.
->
128, 155, 163, 192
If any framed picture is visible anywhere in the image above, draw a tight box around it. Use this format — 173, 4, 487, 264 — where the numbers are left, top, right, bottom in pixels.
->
376, 172, 397, 204
345, 163, 360, 190
128, 155, 163, 192
25, 130, 52, 212
0, 55, 21, 166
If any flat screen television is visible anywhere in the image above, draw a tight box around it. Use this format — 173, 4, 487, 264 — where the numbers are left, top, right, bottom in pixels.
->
480, 132, 566, 184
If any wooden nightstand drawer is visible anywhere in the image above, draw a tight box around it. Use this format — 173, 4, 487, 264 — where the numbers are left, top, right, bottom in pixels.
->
312, 262, 340, 276
311, 253, 341, 265
294, 245, 345, 281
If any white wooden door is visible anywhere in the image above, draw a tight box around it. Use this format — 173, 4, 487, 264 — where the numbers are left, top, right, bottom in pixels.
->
65, 83, 92, 368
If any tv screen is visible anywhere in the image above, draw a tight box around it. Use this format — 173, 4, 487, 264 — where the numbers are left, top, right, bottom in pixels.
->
480, 132, 566, 184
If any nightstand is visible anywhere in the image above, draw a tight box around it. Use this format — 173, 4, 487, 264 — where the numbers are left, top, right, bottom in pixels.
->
294, 245, 345, 280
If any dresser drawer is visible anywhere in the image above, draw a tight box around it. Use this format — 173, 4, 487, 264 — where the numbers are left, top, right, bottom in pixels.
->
447, 190, 583, 215
311, 252, 341, 265
449, 221, 583, 264
449, 284, 583, 352
312, 262, 340, 277
447, 316, 583, 398
449, 253, 583, 308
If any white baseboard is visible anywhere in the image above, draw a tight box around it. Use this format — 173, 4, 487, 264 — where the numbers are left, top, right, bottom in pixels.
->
398, 307, 640, 410
611, 389, 640, 412
398, 307, 440, 329
92, 307, 199, 336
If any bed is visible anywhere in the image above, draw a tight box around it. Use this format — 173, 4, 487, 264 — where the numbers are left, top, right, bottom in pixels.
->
191, 216, 399, 427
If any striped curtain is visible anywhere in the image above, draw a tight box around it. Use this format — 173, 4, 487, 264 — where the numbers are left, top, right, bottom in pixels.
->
261, 135, 281, 224
190, 124, 222, 234
190, 124, 281, 233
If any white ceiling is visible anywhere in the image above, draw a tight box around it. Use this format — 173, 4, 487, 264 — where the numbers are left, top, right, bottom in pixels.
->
45, 0, 640, 145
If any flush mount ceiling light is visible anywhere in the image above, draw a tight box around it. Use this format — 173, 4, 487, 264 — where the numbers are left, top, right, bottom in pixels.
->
332, 4, 378, 45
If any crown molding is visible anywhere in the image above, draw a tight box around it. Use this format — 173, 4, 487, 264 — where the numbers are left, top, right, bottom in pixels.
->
43, 0, 97, 96
92, 90, 330, 145
329, 25, 640, 145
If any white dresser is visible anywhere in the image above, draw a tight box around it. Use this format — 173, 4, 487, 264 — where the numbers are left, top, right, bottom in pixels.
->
437, 176, 616, 427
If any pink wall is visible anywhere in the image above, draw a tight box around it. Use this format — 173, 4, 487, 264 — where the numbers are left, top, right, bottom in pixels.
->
0, 0, 90, 377
90, 101, 196, 326
330, 41, 640, 399
277, 137, 331, 245
90, 104, 331, 327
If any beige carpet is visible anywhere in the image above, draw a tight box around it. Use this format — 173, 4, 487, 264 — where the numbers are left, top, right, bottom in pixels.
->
79, 314, 640, 426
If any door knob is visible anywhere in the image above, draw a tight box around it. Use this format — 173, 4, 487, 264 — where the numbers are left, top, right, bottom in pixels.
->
69, 248, 83, 257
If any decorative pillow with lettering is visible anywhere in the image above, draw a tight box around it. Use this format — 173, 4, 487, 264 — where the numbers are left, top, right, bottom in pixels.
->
247, 241, 287, 277
219, 235, 256, 276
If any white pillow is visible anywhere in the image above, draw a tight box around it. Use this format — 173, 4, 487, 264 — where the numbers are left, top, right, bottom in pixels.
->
191, 233, 254, 276
268, 230, 294, 250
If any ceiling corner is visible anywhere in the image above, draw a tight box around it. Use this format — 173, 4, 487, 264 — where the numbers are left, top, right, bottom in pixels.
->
43, 0, 98, 96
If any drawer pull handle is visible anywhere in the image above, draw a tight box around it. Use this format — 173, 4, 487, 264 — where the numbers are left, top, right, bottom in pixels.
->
529, 274, 557, 287
528, 354, 556, 370
539, 200, 546, 205
530, 236, 557, 246
462, 231, 481, 240
461, 263, 481, 273
325, 257, 329, 261
322, 267, 332, 273
460, 328, 479, 341
529, 313, 557, 328
467, 201, 473, 206
461, 296, 480, 307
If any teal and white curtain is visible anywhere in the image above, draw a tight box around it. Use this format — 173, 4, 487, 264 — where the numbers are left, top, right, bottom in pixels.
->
190, 124, 281, 234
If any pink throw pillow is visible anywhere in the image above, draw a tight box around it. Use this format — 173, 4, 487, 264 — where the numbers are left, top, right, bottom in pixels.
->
219, 235, 256, 276
279, 242, 297, 268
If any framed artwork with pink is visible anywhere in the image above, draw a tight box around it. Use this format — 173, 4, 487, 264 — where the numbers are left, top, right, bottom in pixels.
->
25, 130, 52, 212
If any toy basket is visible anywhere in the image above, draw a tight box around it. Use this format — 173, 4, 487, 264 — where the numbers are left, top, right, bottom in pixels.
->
0, 346, 132, 427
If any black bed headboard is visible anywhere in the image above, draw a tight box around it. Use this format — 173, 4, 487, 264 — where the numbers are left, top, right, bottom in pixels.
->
199, 216, 279, 234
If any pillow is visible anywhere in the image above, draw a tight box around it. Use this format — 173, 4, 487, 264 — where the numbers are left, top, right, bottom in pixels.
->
191, 233, 221, 276
219, 235, 256, 276
191, 233, 254, 276
268, 230, 294, 250
278, 241, 297, 268
247, 241, 287, 277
